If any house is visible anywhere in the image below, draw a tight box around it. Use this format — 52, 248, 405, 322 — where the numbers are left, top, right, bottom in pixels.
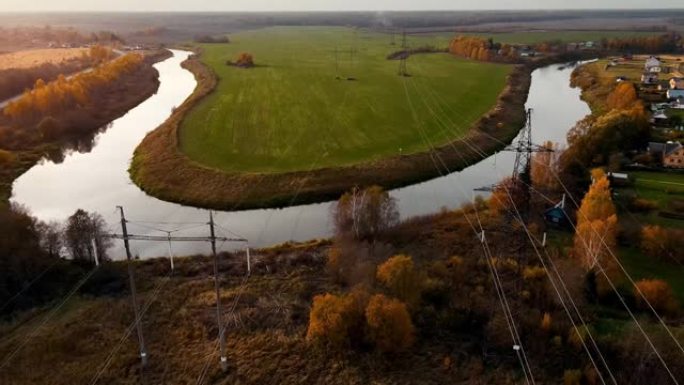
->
608, 172, 630, 187
667, 89, 684, 100
616, 76, 627, 83
544, 195, 569, 227
642, 72, 659, 85
648, 142, 684, 168
670, 77, 684, 90
645, 56, 662, 73
651, 110, 669, 125
673, 97, 684, 109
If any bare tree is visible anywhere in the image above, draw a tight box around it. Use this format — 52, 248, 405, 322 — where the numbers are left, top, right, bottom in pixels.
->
64, 209, 112, 264
332, 186, 399, 242
36, 220, 63, 258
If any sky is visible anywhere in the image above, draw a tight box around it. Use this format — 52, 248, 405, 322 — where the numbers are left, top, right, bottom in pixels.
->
2, 0, 683, 12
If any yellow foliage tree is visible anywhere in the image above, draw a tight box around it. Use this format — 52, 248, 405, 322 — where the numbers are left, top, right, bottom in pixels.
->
306, 290, 368, 347
573, 169, 619, 282
606, 81, 638, 110
376, 254, 422, 306
364, 294, 414, 353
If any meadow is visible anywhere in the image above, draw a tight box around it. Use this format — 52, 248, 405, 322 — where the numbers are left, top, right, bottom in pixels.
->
179, 27, 512, 173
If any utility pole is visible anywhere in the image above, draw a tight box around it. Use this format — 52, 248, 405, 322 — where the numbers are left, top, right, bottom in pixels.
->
209, 211, 228, 372
399, 30, 409, 77
117, 206, 147, 367
334, 45, 340, 79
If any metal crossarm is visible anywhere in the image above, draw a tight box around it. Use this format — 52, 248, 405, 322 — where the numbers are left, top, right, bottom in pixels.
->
104, 234, 247, 243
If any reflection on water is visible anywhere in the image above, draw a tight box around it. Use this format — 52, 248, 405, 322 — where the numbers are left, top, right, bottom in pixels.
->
11, 52, 590, 259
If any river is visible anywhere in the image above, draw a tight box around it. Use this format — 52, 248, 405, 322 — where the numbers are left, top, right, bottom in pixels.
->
10, 50, 590, 259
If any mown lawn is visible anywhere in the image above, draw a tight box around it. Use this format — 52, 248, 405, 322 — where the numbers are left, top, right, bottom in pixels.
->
179, 27, 512, 173
616, 170, 684, 229
620, 247, 684, 302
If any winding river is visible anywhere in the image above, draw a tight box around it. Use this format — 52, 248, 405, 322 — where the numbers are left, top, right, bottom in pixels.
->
11, 50, 590, 259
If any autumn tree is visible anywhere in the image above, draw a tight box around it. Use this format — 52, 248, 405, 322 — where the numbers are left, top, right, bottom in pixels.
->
333, 186, 398, 242
376, 254, 423, 307
449, 35, 500, 62
634, 279, 679, 316
235, 52, 254, 68
89, 45, 113, 64
573, 169, 618, 273
606, 81, 639, 110
306, 289, 369, 348
488, 177, 529, 217
641, 225, 684, 263
531, 141, 562, 192
364, 294, 415, 353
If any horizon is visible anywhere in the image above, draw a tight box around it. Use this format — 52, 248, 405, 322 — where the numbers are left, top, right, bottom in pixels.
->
2, 0, 684, 13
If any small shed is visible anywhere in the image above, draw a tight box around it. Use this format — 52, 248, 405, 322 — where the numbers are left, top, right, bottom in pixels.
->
543, 195, 569, 227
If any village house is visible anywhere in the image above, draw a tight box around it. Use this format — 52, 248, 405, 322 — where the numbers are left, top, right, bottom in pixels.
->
673, 96, 684, 109
670, 77, 684, 90
648, 142, 684, 169
641, 72, 659, 85
645, 56, 662, 73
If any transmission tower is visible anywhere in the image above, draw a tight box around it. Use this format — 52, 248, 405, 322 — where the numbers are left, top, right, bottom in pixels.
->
476, 109, 552, 191
390, 30, 396, 46
398, 30, 409, 77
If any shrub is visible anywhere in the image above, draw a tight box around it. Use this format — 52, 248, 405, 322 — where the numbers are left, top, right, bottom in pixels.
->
630, 198, 658, 213
640, 225, 684, 262
376, 254, 422, 306
634, 279, 679, 316
306, 288, 369, 348
364, 294, 414, 353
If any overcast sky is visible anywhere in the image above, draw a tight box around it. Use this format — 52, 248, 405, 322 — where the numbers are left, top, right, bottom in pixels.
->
2, 0, 683, 12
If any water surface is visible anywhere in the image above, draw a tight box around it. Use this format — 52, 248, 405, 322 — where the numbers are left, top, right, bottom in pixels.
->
11, 52, 590, 259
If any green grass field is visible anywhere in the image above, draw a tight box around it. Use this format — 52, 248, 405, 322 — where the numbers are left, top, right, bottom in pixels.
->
618, 171, 684, 229
179, 27, 512, 173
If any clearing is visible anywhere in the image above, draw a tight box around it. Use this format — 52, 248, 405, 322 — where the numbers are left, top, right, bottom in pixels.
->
179, 27, 512, 173
0, 48, 87, 71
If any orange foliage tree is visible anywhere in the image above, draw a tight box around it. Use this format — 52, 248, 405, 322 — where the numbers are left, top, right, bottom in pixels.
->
488, 177, 528, 217
4, 53, 144, 123
606, 82, 638, 110
634, 279, 679, 315
640, 225, 683, 262
573, 169, 618, 272
235, 52, 254, 68
449, 36, 496, 61
364, 294, 415, 353
376, 254, 422, 306
306, 289, 368, 347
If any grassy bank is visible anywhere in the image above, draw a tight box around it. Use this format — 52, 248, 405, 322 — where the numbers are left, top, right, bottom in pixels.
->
131, 27, 531, 210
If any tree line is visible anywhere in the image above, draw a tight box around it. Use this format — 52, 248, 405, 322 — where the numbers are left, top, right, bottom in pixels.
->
448, 35, 517, 62
3, 51, 142, 124
0, 204, 117, 317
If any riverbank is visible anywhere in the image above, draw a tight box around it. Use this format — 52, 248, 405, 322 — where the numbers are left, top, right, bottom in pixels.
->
0, 50, 172, 206
130, 51, 533, 210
